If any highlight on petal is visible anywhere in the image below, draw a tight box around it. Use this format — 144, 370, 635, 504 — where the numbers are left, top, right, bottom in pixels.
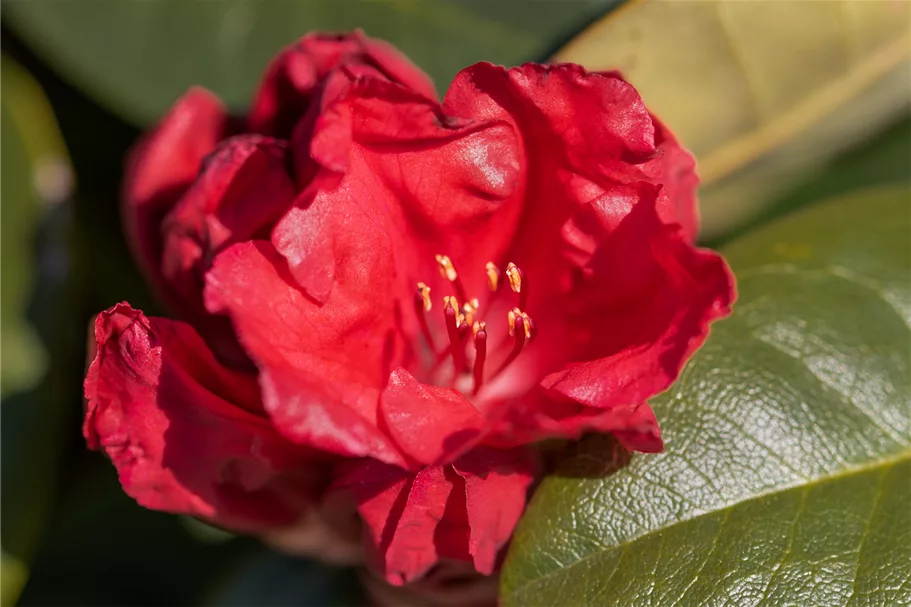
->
83, 303, 320, 531
445, 62, 656, 169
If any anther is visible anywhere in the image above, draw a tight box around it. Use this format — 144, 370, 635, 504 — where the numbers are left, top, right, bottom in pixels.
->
521, 313, 537, 341
472, 321, 487, 395
462, 297, 480, 327
506, 263, 522, 292
495, 315, 527, 377
505, 262, 528, 310
444, 296, 466, 378
485, 262, 501, 292
414, 282, 436, 352
436, 255, 458, 282
472, 320, 486, 338
416, 282, 432, 312
436, 254, 467, 302
443, 295, 462, 328
507, 307, 522, 337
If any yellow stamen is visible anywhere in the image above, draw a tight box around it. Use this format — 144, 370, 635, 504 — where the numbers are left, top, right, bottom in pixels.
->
520, 312, 535, 340
472, 320, 487, 337
506, 262, 523, 293
485, 262, 501, 292
443, 295, 463, 328
462, 298, 480, 326
416, 282, 432, 312
435, 254, 458, 282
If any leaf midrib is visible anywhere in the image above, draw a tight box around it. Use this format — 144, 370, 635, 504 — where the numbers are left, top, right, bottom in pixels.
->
507, 448, 911, 599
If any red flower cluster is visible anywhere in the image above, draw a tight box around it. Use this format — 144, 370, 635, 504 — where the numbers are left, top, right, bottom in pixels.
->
84, 31, 734, 584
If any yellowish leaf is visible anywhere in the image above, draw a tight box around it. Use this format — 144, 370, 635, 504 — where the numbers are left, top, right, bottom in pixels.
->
554, 0, 911, 239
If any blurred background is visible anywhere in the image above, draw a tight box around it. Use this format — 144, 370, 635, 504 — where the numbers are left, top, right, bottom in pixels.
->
1, 1, 908, 605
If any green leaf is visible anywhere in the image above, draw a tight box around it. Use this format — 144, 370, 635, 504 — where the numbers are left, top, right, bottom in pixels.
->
554, 0, 911, 240
4, 0, 617, 126
0, 55, 71, 395
500, 186, 911, 606
0, 56, 74, 607
710, 116, 911, 249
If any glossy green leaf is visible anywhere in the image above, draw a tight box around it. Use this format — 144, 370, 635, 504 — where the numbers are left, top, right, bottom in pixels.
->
501, 187, 911, 606
4, 0, 617, 126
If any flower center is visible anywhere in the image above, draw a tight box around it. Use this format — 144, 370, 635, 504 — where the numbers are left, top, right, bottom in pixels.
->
413, 254, 536, 395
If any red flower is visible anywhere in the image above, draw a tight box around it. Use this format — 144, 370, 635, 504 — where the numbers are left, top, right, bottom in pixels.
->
84, 31, 735, 587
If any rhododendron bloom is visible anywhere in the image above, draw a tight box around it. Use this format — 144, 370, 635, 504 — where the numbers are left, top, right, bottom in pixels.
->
84, 30, 735, 587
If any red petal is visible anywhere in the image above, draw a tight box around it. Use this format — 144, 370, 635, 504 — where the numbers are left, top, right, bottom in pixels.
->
491, 395, 664, 454
298, 77, 523, 299
353, 31, 438, 101
259, 365, 405, 466
204, 241, 407, 466
163, 136, 294, 256
452, 447, 535, 575
248, 30, 436, 138
159, 136, 295, 348
83, 303, 320, 531
384, 466, 454, 585
268, 181, 341, 304
379, 368, 484, 467
288, 65, 381, 186
446, 63, 655, 164
650, 115, 699, 242
610, 402, 664, 454
440, 63, 698, 317
340, 462, 466, 585
541, 191, 735, 410
338, 450, 533, 583
334, 460, 411, 575
123, 88, 227, 302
